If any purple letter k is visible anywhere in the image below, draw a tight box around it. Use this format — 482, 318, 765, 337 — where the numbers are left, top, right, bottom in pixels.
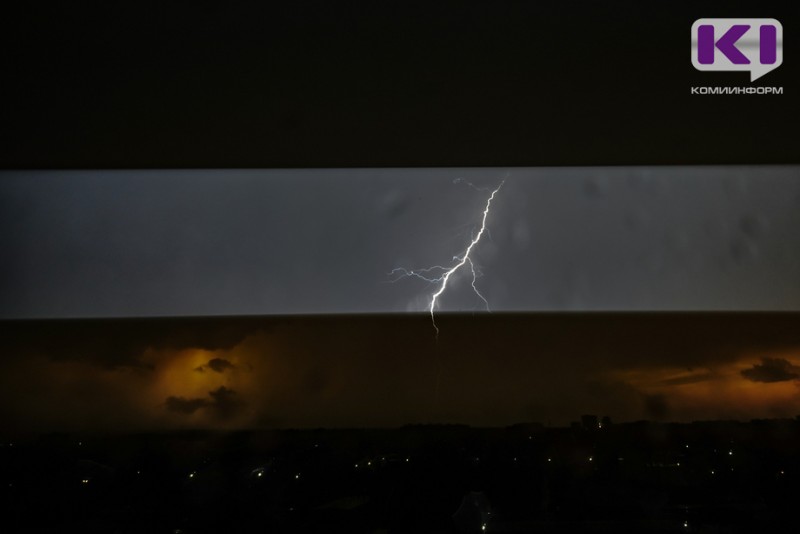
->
697, 24, 751, 65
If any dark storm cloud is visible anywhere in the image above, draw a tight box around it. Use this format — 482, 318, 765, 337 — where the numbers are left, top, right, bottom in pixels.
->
165, 396, 209, 415
208, 386, 245, 419
165, 386, 245, 420
207, 358, 235, 373
741, 358, 800, 383
1, 167, 799, 319
195, 358, 235, 373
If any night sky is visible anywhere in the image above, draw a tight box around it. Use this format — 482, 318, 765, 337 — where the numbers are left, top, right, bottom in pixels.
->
2, 166, 799, 319
3, 22, 800, 533
1, 166, 800, 433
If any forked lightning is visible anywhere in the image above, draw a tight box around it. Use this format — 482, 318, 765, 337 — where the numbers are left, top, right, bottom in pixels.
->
390, 180, 504, 338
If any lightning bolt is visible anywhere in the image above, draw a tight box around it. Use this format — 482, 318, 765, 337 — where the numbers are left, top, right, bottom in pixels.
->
390, 180, 504, 338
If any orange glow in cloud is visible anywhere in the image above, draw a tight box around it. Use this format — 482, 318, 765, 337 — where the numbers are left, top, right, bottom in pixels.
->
136, 339, 265, 428
145, 348, 229, 400
609, 349, 800, 421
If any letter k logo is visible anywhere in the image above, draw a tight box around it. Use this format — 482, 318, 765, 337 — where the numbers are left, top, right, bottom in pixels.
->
697, 24, 750, 64
691, 19, 783, 82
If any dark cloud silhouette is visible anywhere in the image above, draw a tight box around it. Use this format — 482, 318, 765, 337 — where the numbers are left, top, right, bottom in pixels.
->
165, 396, 209, 415
195, 358, 235, 374
741, 358, 800, 383
208, 358, 235, 373
208, 386, 245, 419
165, 386, 245, 419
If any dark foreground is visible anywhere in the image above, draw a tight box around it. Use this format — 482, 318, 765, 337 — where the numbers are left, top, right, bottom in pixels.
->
3, 419, 800, 533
